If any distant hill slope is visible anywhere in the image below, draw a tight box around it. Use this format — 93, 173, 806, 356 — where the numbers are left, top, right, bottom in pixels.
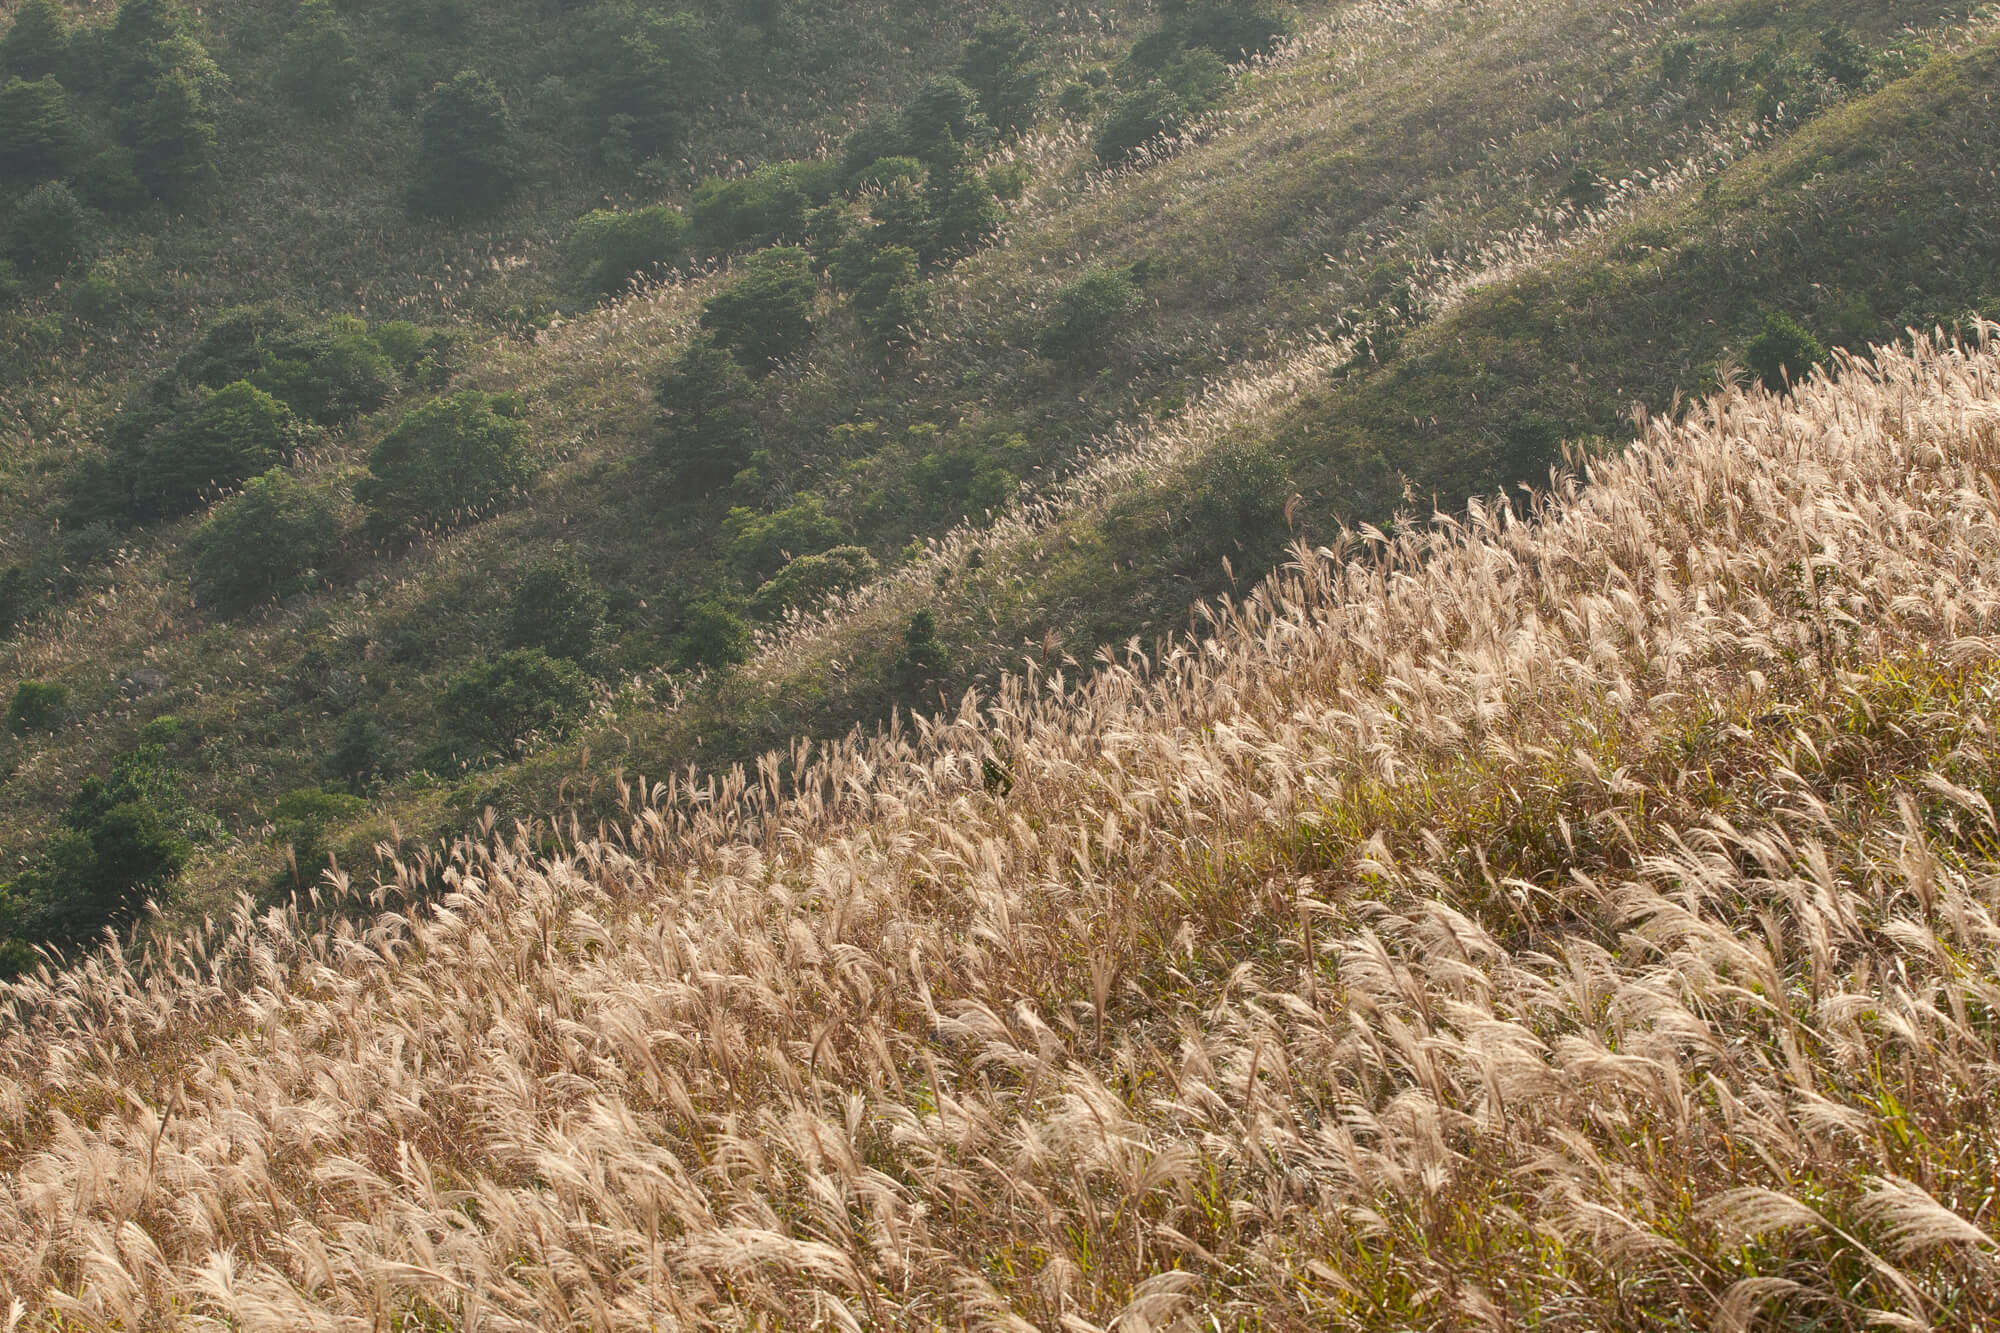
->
6, 329, 2000, 1325
0, 0, 1991, 963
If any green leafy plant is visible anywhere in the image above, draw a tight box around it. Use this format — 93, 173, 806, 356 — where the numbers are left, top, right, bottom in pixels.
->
406, 70, 521, 221
188, 468, 345, 613
6, 680, 66, 734
358, 390, 533, 537
699, 245, 818, 373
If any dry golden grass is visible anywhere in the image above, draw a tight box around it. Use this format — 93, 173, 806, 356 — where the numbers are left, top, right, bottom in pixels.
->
7, 329, 2000, 1327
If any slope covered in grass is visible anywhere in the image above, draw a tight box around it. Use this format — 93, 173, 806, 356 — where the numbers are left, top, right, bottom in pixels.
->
5, 332, 2000, 1326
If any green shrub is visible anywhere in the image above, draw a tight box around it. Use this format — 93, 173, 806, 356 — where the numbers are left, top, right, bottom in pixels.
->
699, 245, 817, 373
275, 0, 360, 118
440, 647, 591, 759
689, 163, 817, 253
1038, 265, 1141, 366
0, 0, 67, 81
504, 546, 609, 662
957, 11, 1044, 137
6, 179, 88, 273
133, 380, 309, 519
1175, 444, 1290, 574
893, 607, 949, 696
358, 390, 534, 536
750, 545, 877, 620
565, 205, 690, 294
899, 76, 990, 164
1746, 311, 1827, 393
188, 468, 345, 613
0, 75, 82, 182
248, 322, 396, 424
131, 67, 218, 202
847, 241, 930, 349
672, 600, 752, 670
7, 680, 66, 734
1093, 83, 1189, 165
574, 6, 714, 170
270, 787, 367, 888
655, 335, 761, 491
725, 494, 844, 578
406, 70, 521, 221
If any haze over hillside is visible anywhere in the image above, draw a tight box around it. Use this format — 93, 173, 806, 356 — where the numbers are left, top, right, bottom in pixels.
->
2, 0, 2000, 1322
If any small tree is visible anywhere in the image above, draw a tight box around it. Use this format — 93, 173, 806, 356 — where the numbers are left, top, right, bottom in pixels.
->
1094, 83, 1189, 165
76, 148, 150, 215
0, 0, 67, 80
1038, 265, 1140, 367
189, 468, 345, 613
897, 76, 989, 164
566, 205, 690, 294
6, 680, 67, 734
925, 148, 1003, 264
275, 0, 361, 119
131, 67, 217, 201
699, 245, 817, 373
750, 545, 877, 620
407, 70, 521, 222
847, 241, 930, 350
358, 390, 534, 536
504, 546, 609, 662
0, 76, 82, 182
440, 647, 591, 758
957, 11, 1044, 137
6, 179, 88, 274
576, 6, 713, 170
1746, 312, 1826, 394
672, 600, 751, 670
654, 335, 761, 491
893, 608, 950, 696
135, 381, 309, 519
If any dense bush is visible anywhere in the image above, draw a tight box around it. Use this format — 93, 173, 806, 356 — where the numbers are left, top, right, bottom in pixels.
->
358, 390, 534, 536
76, 148, 149, 215
1174, 444, 1291, 574
725, 494, 843, 579
0, 76, 82, 182
956, 12, 1045, 137
270, 787, 367, 889
689, 163, 828, 253
846, 241, 929, 349
275, 0, 361, 119
892, 607, 950, 695
248, 319, 397, 424
1093, 83, 1189, 165
188, 468, 345, 613
131, 68, 218, 201
0, 0, 66, 81
132, 380, 310, 520
440, 647, 591, 759
1746, 311, 1827, 393
504, 546, 609, 662
654, 336, 761, 491
5, 180, 88, 274
565, 206, 690, 295
699, 245, 817, 373
406, 70, 520, 221
574, 6, 715, 171
750, 545, 877, 620
6, 680, 67, 734
672, 600, 752, 670
1038, 265, 1141, 365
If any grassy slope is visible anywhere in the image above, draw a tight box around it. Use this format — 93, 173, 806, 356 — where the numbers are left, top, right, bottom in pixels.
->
6, 329, 2000, 1326
0, 0, 1985, 912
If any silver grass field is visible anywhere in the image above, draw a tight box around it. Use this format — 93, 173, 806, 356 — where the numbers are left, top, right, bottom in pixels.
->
6, 331, 2000, 1327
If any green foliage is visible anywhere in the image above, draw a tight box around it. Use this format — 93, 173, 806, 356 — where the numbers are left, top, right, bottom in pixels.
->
504, 546, 609, 662
924, 147, 1004, 264
1093, 83, 1190, 165
275, 0, 362, 119
1175, 444, 1290, 574
440, 647, 591, 759
330, 710, 386, 792
406, 70, 521, 221
1038, 266, 1141, 366
690, 163, 824, 253
248, 321, 397, 424
566, 205, 690, 294
6, 180, 88, 275
0, 0, 67, 81
750, 545, 877, 620
957, 11, 1045, 137
1746, 311, 1827, 393
726, 494, 843, 579
847, 241, 930, 350
892, 607, 949, 696
189, 468, 345, 613
654, 335, 760, 491
131, 68, 218, 202
270, 787, 366, 888
699, 245, 817, 373
359, 390, 534, 537
575, 5, 714, 170
75, 147, 149, 215
133, 380, 310, 520
672, 599, 751, 670
1815, 26, 1870, 89
7, 679, 67, 734
898, 76, 991, 164
0, 76, 83, 183
12, 742, 197, 955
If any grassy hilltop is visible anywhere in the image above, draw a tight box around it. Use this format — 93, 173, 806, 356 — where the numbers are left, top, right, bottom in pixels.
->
4, 331, 2000, 1325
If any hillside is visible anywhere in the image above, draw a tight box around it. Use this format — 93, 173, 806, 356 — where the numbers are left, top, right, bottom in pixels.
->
0, 0, 1992, 957
4, 332, 2000, 1325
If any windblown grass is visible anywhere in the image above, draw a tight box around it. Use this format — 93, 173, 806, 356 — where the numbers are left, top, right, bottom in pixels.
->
6, 330, 2000, 1326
